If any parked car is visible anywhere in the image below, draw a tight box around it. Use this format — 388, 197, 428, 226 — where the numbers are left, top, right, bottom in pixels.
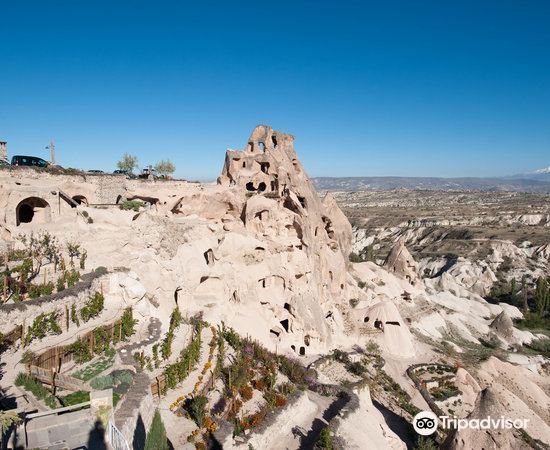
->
113, 169, 136, 179
87, 169, 104, 174
11, 155, 49, 167
138, 167, 157, 180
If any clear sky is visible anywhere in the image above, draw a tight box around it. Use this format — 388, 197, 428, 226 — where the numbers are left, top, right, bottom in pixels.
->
1, 1, 549, 180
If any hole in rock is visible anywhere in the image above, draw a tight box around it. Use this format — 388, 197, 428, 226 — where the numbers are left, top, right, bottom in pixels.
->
280, 319, 289, 333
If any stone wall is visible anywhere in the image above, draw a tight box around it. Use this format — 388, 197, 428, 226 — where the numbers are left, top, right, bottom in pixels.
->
0, 271, 109, 335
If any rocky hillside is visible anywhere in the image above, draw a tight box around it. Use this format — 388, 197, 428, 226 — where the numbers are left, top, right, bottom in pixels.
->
1, 128, 549, 449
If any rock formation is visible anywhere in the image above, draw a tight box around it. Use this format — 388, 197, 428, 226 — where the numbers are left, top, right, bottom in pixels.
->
383, 238, 422, 287
489, 310, 514, 341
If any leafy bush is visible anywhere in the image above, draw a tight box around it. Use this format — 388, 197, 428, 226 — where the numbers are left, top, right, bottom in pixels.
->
186, 395, 208, 426
15, 373, 57, 408
479, 335, 501, 349
56, 276, 65, 292
93, 326, 111, 354
71, 303, 80, 327
162, 323, 202, 391
80, 291, 105, 323
315, 427, 333, 449
516, 313, 550, 334
120, 307, 137, 340
27, 282, 55, 299
120, 200, 144, 211
144, 410, 169, 450
526, 338, 550, 354
70, 337, 93, 364
160, 307, 183, 359
79, 250, 87, 269
0, 410, 21, 435
414, 436, 438, 450
347, 361, 367, 376
63, 269, 80, 287
221, 326, 242, 351
365, 340, 381, 354
23, 311, 62, 346
349, 252, 363, 263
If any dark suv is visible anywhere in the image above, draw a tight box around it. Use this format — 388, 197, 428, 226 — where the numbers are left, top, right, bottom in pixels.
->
11, 155, 49, 167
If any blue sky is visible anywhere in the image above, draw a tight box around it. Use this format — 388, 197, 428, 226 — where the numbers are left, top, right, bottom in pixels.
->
1, 1, 549, 180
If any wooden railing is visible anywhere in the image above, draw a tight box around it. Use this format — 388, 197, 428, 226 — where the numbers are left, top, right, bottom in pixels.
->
28, 364, 88, 392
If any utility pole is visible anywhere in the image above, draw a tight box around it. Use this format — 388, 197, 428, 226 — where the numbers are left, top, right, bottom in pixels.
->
50, 140, 55, 164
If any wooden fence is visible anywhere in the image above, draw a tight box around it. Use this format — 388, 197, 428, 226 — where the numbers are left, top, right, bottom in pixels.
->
150, 376, 166, 399
31, 318, 126, 371
28, 364, 88, 392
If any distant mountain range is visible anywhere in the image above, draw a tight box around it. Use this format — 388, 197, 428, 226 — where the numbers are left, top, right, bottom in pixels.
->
312, 166, 550, 193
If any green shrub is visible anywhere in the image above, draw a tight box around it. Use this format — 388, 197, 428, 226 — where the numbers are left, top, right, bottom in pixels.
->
526, 338, 550, 354
221, 325, 242, 351
516, 313, 550, 334
152, 344, 160, 368
160, 307, 183, 359
64, 167, 83, 175
27, 282, 55, 299
120, 307, 137, 340
162, 323, 202, 392
144, 409, 169, 450
15, 373, 57, 408
93, 326, 111, 354
71, 303, 80, 327
414, 436, 438, 450
186, 396, 208, 427
349, 252, 363, 263
70, 337, 93, 364
60, 390, 90, 407
23, 311, 62, 346
315, 427, 332, 449
56, 276, 65, 292
80, 292, 104, 323
120, 200, 144, 212
62, 269, 80, 287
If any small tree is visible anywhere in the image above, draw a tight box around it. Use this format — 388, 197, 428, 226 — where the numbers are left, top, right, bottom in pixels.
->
1, 409, 21, 435
187, 395, 208, 426
117, 153, 139, 174
154, 159, 176, 177
144, 410, 169, 450
534, 277, 549, 318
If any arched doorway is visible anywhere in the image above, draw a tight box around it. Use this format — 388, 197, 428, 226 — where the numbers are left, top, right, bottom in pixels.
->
16, 197, 51, 226
71, 195, 88, 207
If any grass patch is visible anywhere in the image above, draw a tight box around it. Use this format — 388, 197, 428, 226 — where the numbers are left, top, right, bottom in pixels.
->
524, 337, 550, 356
515, 314, 550, 337
60, 390, 90, 407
